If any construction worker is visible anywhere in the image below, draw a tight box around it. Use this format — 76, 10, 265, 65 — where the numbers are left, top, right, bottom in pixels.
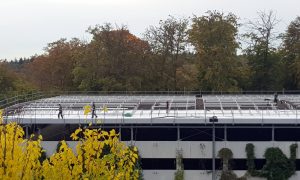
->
92, 102, 97, 118
58, 104, 63, 119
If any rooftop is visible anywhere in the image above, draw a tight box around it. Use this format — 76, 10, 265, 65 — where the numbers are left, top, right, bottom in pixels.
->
4, 94, 300, 124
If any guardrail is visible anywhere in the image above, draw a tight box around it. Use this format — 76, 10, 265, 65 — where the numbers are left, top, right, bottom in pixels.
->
2, 90, 300, 100
2, 90, 300, 116
16, 90, 300, 96
0, 92, 45, 109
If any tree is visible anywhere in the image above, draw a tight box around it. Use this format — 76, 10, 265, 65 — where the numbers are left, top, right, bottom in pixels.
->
0, 111, 141, 179
0, 63, 17, 94
73, 24, 150, 91
281, 16, 300, 89
243, 11, 282, 90
24, 38, 84, 91
144, 16, 189, 90
189, 11, 240, 91
176, 63, 198, 91
43, 128, 140, 179
0, 62, 34, 99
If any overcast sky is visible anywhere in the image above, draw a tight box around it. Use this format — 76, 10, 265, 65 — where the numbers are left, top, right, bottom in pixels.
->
1, 0, 299, 60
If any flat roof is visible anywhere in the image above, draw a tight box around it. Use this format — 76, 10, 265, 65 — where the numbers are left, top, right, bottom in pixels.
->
4, 94, 300, 124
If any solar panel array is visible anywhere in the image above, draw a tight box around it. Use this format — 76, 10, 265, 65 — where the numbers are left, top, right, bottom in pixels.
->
6, 94, 300, 121
204, 94, 300, 110
27, 95, 195, 110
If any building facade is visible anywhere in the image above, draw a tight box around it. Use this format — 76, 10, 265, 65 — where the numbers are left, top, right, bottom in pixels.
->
5, 94, 300, 179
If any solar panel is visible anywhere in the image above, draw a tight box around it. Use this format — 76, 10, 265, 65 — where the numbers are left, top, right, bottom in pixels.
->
4, 94, 300, 124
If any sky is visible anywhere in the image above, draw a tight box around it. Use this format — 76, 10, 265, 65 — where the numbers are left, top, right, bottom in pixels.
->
0, 0, 299, 60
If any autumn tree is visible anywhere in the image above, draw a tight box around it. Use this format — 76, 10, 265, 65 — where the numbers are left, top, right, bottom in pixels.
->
73, 24, 150, 91
5, 14, 300, 92
25, 38, 84, 91
189, 11, 241, 91
144, 16, 189, 90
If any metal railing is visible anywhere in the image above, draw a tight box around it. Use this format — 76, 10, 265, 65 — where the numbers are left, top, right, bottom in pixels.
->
0, 92, 45, 108
18, 90, 300, 96
2, 90, 300, 125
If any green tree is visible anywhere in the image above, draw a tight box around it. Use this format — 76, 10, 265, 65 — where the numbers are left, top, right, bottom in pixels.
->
189, 11, 240, 91
281, 16, 300, 89
0, 62, 35, 99
144, 16, 189, 90
0, 63, 17, 94
243, 11, 283, 90
73, 24, 150, 91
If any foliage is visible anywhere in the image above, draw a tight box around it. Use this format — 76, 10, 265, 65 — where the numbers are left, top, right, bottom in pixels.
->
189, 11, 241, 91
290, 144, 298, 161
39, 147, 47, 163
0, 122, 43, 179
260, 147, 293, 180
174, 149, 184, 180
0, 63, 17, 94
55, 141, 63, 153
43, 127, 140, 179
243, 11, 283, 90
3, 14, 300, 92
24, 38, 82, 91
144, 16, 189, 90
245, 143, 257, 175
220, 171, 238, 180
289, 144, 298, 174
218, 148, 247, 180
72, 24, 150, 91
218, 148, 233, 161
281, 16, 300, 89
245, 143, 298, 180
0, 62, 35, 98
218, 148, 237, 180
130, 146, 144, 180
0, 112, 140, 179
174, 170, 184, 180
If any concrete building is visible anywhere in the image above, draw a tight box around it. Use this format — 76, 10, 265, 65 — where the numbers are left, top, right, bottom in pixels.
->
4, 93, 300, 179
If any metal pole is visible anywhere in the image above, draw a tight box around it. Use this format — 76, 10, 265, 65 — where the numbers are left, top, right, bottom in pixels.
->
26, 125, 29, 139
212, 120, 216, 180
131, 125, 133, 144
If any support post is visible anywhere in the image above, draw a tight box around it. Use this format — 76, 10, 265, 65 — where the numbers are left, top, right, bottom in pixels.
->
209, 116, 218, 180
212, 120, 216, 180
131, 125, 133, 144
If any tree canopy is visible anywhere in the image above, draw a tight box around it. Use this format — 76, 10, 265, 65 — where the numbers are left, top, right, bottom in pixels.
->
1, 11, 300, 94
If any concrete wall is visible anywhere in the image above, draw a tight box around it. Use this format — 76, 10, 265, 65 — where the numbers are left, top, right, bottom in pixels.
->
143, 170, 300, 180
42, 141, 299, 159
41, 141, 300, 180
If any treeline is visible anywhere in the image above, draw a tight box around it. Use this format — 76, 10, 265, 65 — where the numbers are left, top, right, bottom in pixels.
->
1, 10, 300, 93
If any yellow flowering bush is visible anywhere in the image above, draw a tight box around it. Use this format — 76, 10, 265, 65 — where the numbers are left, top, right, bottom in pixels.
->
43, 128, 140, 179
0, 110, 140, 180
0, 122, 43, 179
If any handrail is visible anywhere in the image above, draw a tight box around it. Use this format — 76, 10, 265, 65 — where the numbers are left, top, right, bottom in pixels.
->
2, 90, 300, 104
0, 91, 44, 109
3, 90, 299, 97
